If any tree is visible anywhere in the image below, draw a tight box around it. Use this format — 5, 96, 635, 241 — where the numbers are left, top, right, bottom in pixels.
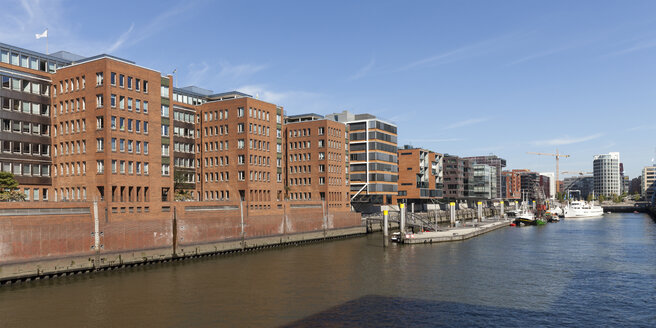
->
587, 193, 593, 202
632, 193, 641, 201
0, 172, 25, 201
598, 194, 606, 203
173, 171, 193, 201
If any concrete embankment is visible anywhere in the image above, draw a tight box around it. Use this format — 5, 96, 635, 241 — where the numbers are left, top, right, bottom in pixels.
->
402, 219, 510, 244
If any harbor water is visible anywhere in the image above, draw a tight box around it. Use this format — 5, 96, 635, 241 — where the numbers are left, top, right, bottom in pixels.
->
1, 213, 655, 327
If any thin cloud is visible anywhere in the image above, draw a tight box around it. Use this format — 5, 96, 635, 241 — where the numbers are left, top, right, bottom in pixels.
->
604, 38, 656, 57
218, 61, 267, 80
404, 138, 464, 143
445, 118, 488, 129
509, 46, 570, 65
349, 58, 375, 80
397, 32, 527, 72
107, 23, 135, 53
533, 133, 603, 146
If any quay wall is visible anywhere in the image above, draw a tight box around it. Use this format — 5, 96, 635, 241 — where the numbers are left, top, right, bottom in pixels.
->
0, 201, 362, 282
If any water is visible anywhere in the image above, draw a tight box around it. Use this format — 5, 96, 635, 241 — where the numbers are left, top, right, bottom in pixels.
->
1, 213, 655, 327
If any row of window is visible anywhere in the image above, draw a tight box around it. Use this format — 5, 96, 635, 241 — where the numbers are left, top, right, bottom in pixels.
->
173, 110, 194, 123
0, 97, 50, 116
94, 72, 149, 93
103, 116, 149, 134
173, 157, 194, 169
0, 162, 50, 176
204, 124, 228, 137
1, 140, 50, 156
55, 187, 87, 202
110, 94, 149, 113
236, 139, 271, 152
110, 160, 150, 175
1, 75, 50, 96
54, 140, 86, 156
55, 97, 86, 115
173, 93, 206, 106
2, 119, 49, 136
174, 141, 194, 154
54, 119, 86, 136
57, 76, 85, 95
19, 187, 49, 201
55, 161, 86, 176
173, 126, 194, 138
1, 49, 59, 72
203, 190, 230, 201
204, 171, 229, 183
106, 138, 149, 154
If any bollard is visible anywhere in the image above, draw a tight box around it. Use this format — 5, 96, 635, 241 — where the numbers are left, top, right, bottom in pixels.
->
383, 210, 389, 247
400, 203, 406, 235
450, 202, 456, 228
477, 201, 482, 224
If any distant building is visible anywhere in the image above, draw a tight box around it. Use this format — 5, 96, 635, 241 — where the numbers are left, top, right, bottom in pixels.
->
396, 146, 443, 205
513, 169, 541, 200
327, 110, 398, 205
593, 152, 621, 197
540, 172, 555, 199
464, 155, 506, 199
629, 176, 642, 195
501, 170, 521, 199
539, 174, 552, 199
442, 154, 470, 199
563, 175, 594, 199
641, 166, 656, 202
472, 164, 497, 199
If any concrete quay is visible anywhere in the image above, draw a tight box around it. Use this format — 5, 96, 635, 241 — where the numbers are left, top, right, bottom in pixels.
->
401, 219, 510, 244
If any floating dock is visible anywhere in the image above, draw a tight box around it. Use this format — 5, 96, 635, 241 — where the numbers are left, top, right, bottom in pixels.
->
401, 219, 510, 244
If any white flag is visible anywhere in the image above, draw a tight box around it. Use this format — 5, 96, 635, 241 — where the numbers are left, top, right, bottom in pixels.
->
35, 29, 48, 39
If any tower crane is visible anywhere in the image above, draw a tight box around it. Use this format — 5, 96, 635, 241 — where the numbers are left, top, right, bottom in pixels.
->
527, 149, 570, 193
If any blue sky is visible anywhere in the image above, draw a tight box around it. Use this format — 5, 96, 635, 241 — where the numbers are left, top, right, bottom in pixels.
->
2, 0, 656, 178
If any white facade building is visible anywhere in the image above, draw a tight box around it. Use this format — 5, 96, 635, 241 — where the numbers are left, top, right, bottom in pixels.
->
593, 152, 621, 197
641, 165, 656, 201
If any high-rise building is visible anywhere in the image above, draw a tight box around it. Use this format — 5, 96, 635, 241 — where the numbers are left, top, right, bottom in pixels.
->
641, 165, 656, 202
284, 113, 350, 209
593, 152, 621, 197
464, 155, 506, 199
396, 146, 443, 204
327, 110, 398, 205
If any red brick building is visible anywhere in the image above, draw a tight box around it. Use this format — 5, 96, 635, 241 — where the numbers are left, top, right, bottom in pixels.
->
284, 114, 350, 209
501, 170, 521, 200
396, 146, 443, 204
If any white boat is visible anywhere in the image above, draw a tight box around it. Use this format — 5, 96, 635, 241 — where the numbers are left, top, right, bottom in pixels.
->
563, 200, 603, 218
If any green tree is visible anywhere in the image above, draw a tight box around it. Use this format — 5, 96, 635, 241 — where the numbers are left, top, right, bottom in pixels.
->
632, 193, 641, 201
587, 193, 593, 202
598, 194, 606, 203
0, 172, 25, 201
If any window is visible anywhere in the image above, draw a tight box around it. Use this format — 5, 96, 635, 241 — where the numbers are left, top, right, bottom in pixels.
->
135, 78, 141, 91
96, 138, 104, 151
127, 98, 132, 111
112, 160, 117, 173
111, 138, 117, 151
238, 155, 245, 164
161, 124, 169, 136
143, 80, 148, 93
96, 94, 103, 108
127, 76, 132, 89
238, 107, 244, 117
119, 74, 124, 87
143, 122, 148, 134
120, 117, 125, 131
96, 72, 103, 86
110, 72, 116, 85
120, 160, 125, 173
127, 118, 133, 132
238, 139, 245, 149
96, 160, 104, 173
127, 140, 133, 153
161, 164, 170, 176
318, 127, 324, 135
161, 105, 169, 117
162, 144, 169, 156
111, 116, 116, 129
238, 171, 245, 181
144, 162, 149, 174
161, 85, 169, 98
143, 142, 149, 154
143, 101, 148, 113
110, 94, 116, 107
238, 123, 244, 133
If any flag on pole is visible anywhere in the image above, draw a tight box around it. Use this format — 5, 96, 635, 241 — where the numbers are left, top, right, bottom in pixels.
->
35, 29, 48, 39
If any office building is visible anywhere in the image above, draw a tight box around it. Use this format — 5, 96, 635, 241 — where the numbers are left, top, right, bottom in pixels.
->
501, 170, 521, 200
642, 165, 656, 202
396, 146, 443, 205
593, 152, 621, 197
327, 110, 398, 205
284, 113, 350, 209
472, 163, 497, 199
464, 155, 506, 199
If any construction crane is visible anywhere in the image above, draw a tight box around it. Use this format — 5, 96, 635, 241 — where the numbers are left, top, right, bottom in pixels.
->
527, 149, 570, 193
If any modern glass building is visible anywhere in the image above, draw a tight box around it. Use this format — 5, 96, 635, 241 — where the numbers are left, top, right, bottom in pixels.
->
327, 110, 398, 204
